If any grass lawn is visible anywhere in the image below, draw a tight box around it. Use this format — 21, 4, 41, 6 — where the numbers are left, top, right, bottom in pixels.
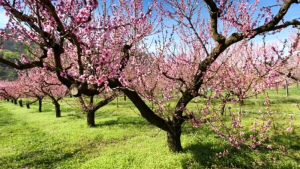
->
0, 86, 299, 169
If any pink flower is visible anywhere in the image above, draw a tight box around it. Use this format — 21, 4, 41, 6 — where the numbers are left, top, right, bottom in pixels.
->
43, 63, 48, 70
20, 54, 29, 64
78, 75, 85, 82
286, 127, 293, 132
88, 75, 96, 84
60, 71, 67, 78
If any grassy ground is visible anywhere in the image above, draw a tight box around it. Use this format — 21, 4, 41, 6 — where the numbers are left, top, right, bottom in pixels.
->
0, 86, 299, 169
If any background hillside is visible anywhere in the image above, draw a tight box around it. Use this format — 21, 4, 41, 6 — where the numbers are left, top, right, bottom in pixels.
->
0, 29, 29, 81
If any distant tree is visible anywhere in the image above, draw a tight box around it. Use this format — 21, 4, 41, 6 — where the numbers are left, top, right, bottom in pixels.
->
0, 80, 23, 104
78, 94, 117, 127
18, 67, 68, 116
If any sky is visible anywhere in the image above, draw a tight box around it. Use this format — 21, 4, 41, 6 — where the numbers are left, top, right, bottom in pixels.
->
0, 1, 299, 42
0, 8, 8, 28
252, 0, 300, 43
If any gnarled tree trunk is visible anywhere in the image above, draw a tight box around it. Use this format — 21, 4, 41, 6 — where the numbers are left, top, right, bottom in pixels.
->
167, 127, 183, 152
79, 95, 116, 127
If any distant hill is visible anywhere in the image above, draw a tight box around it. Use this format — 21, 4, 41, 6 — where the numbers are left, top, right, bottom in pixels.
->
2, 38, 29, 55
0, 29, 27, 80
0, 49, 19, 81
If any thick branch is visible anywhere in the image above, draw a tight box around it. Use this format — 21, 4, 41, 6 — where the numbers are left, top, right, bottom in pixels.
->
203, 0, 225, 43
0, 58, 43, 69
226, 0, 300, 46
93, 94, 117, 110
108, 79, 170, 132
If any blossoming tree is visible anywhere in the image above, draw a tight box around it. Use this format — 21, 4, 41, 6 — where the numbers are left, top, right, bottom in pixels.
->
18, 67, 68, 117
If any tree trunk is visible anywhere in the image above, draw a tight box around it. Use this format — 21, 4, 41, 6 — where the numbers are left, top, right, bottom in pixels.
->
38, 98, 42, 112
167, 128, 183, 152
220, 102, 226, 116
6, 99, 9, 102
87, 110, 96, 127
26, 102, 30, 109
53, 100, 61, 118
124, 95, 126, 101
19, 99, 23, 107
117, 96, 119, 108
14, 99, 17, 105
239, 99, 244, 106
285, 80, 289, 97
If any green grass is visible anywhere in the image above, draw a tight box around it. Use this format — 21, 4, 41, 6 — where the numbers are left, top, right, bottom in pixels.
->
0, 86, 299, 168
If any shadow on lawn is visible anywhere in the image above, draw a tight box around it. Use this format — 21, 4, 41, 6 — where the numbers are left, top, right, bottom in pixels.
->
0, 149, 74, 168
94, 115, 154, 129
181, 134, 300, 169
181, 142, 257, 169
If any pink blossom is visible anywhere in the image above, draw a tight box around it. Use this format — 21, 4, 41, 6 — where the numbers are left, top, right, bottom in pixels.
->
20, 54, 29, 64
60, 71, 67, 78
78, 75, 85, 82
88, 75, 96, 84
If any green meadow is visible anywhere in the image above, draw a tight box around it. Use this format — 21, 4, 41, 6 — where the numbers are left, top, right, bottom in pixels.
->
0, 86, 299, 169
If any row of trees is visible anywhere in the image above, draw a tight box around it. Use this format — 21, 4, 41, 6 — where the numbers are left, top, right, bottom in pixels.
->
0, 0, 300, 153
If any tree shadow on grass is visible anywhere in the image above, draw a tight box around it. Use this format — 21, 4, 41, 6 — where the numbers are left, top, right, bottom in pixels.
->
181, 134, 300, 169
0, 149, 74, 169
94, 115, 155, 129
181, 142, 256, 169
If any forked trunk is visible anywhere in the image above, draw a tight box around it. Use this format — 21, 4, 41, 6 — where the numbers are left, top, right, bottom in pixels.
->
53, 100, 61, 118
87, 110, 96, 127
167, 127, 183, 152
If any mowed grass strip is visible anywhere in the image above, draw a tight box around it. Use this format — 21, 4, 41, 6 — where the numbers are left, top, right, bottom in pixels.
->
0, 86, 299, 169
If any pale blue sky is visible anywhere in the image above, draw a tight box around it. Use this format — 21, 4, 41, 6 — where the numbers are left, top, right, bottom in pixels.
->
0, 1, 299, 42
0, 7, 8, 28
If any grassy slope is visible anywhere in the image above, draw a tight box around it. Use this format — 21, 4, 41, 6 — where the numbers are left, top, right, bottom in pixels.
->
0, 86, 299, 169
